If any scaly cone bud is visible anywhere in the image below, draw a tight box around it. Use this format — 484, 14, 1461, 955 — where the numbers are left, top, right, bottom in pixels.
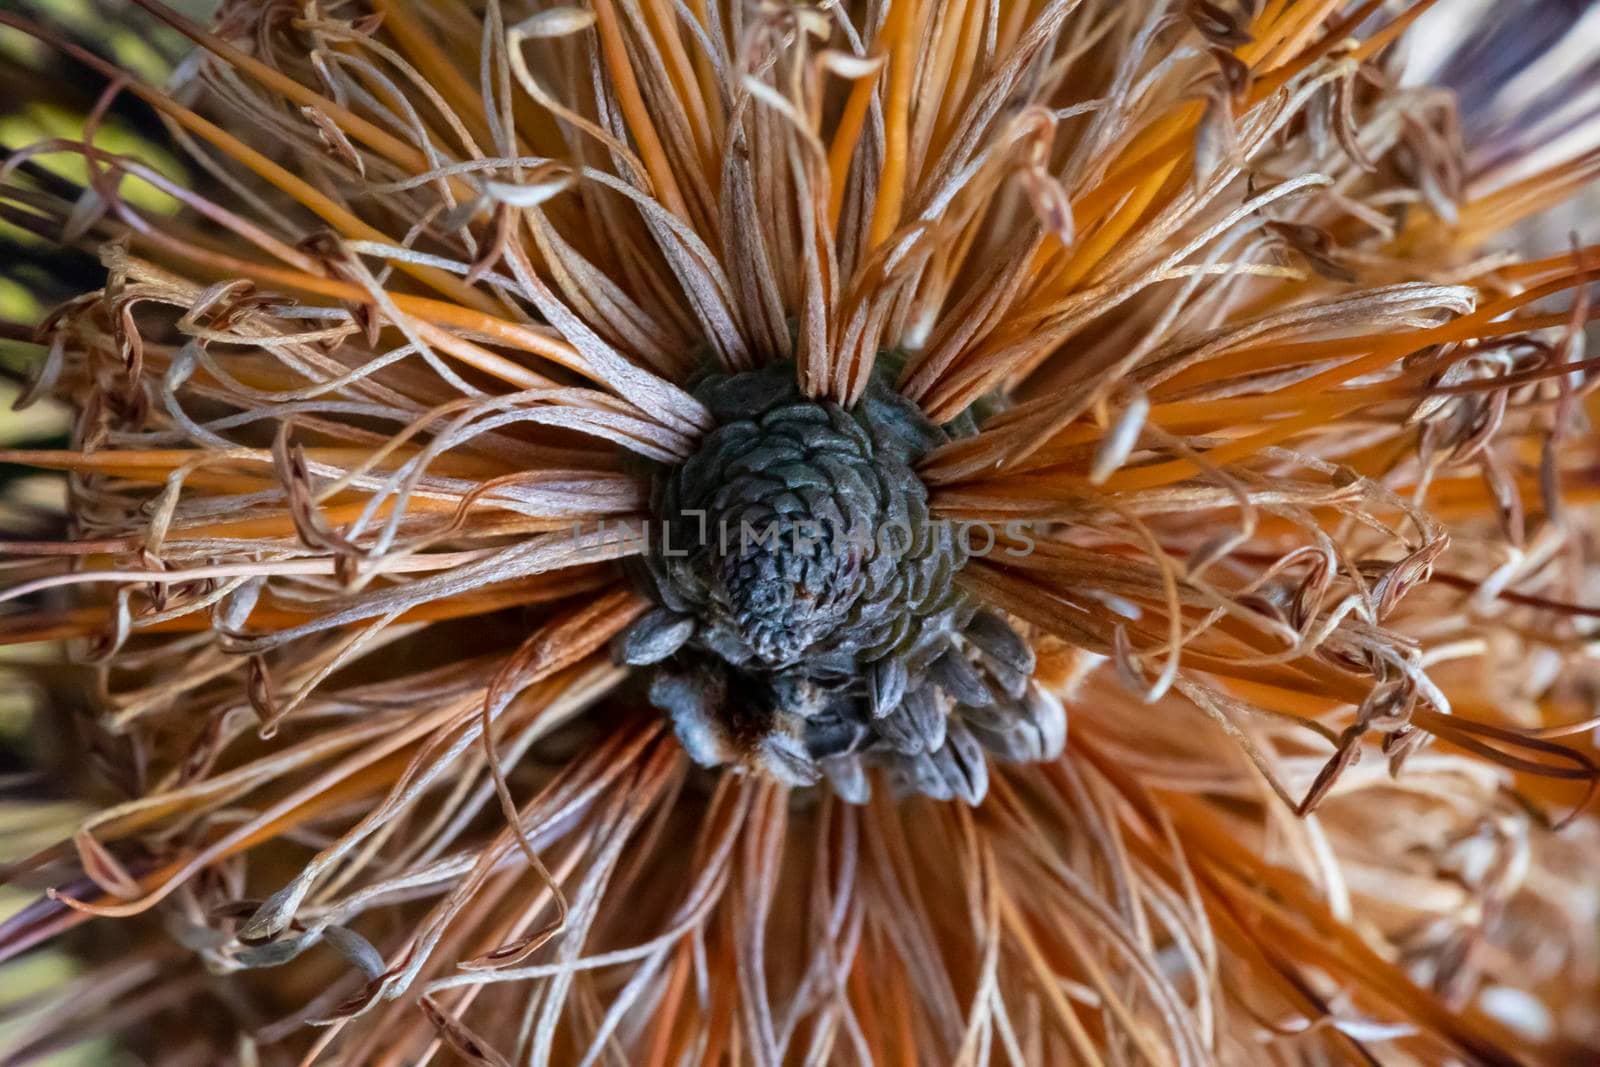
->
617, 363, 1052, 802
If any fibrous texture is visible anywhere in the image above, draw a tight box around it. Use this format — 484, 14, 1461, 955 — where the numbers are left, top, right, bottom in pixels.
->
0, 0, 1599, 1065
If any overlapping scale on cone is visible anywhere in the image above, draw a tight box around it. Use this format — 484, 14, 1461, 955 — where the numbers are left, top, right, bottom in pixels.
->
616, 364, 1065, 801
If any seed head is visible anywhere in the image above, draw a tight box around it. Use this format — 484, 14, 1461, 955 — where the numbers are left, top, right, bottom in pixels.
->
618, 363, 1058, 800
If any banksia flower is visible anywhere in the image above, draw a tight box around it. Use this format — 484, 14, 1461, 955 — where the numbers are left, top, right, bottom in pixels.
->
2, 0, 1599, 1063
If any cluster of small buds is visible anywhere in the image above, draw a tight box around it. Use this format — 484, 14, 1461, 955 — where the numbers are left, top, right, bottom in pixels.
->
616, 364, 1064, 802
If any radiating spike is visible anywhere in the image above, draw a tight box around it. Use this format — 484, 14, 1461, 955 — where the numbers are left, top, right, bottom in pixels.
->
934, 720, 988, 805
759, 730, 821, 787
651, 669, 734, 768
821, 756, 871, 804
930, 647, 994, 707
891, 751, 952, 801
965, 609, 1035, 675
905, 685, 947, 753
966, 721, 1028, 762
965, 682, 1067, 763
804, 712, 867, 758
616, 608, 695, 665
876, 688, 935, 755
982, 658, 1030, 701
870, 656, 908, 717
1023, 682, 1068, 760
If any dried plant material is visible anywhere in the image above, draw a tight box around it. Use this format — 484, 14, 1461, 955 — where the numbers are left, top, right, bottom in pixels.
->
0, 0, 1598, 1065
1265, 220, 1358, 284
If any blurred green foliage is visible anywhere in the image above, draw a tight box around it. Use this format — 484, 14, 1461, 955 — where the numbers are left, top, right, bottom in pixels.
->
1, 4, 214, 1063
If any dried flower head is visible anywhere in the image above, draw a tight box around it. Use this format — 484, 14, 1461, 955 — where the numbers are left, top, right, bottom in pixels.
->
623, 359, 1045, 801
1, 0, 1599, 1064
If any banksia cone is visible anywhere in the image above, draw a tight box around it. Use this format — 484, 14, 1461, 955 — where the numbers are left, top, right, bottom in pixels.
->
626, 361, 1031, 800
1, 0, 1599, 1064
